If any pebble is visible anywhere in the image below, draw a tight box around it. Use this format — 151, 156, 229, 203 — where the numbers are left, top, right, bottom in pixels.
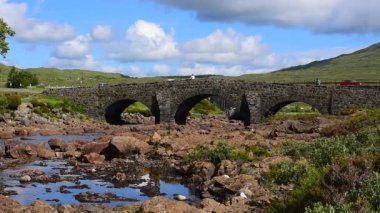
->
222, 175, 230, 178
19, 175, 31, 182
240, 192, 247, 199
174, 194, 187, 201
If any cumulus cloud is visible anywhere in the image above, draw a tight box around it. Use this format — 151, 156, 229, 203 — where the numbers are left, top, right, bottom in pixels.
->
107, 20, 178, 61
49, 54, 100, 70
180, 29, 275, 67
152, 64, 170, 76
0, 0, 74, 42
91, 25, 113, 41
53, 35, 91, 59
151, 0, 380, 33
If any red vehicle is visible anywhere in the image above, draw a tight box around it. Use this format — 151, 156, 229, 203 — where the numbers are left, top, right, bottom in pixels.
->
339, 80, 362, 86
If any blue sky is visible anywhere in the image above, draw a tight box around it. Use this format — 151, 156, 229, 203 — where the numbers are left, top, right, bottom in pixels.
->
1, 0, 379, 76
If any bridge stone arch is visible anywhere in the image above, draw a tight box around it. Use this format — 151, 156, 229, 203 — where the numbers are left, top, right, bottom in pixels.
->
104, 98, 158, 125
170, 88, 244, 125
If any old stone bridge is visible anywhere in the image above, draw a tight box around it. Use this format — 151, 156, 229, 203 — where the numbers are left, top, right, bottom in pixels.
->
43, 79, 380, 126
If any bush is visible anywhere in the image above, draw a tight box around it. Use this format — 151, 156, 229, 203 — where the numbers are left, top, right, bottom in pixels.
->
6, 95, 21, 110
350, 172, 380, 211
185, 142, 237, 165
0, 95, 8, 112
190, 99, 223, 116
269, 161, 309, 185
6, 66, 38, 88
305, 202, 352, 213
282, 128, 380, 166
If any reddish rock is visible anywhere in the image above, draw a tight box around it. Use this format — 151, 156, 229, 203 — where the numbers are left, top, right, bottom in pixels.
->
66, 127, 84, 135
140, 196, 200, 213
189, 161, 216, 185
0, 195, 23, 212
82, 142, 109, 155
14, 128, 28, 137
40, 129, 64, 136
35, 143, 56, 160
0, 130, 14, 139
25, 200, 55, 212
8, 144, 37, 159
102, 136, 151, 159
83, 152, 105, 164
216, 160, 239, 177
48, 138, 66, 151
67, 140, 87, 151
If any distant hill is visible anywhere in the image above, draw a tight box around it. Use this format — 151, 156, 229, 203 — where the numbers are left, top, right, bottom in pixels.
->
0, 66, 165, 87
1, 42, 380, 87
237, 42, 380, 83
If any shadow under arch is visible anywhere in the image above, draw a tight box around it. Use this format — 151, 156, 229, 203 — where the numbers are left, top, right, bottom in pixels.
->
105, 99, 159, 125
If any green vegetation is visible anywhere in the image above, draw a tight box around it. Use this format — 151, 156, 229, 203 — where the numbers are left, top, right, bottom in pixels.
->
269, 161, 310, 185
124, 102, 152, 117
185, 143, 268, 165
6, 66, 39, 88
270, 102, 321, 122
0, 18, 15, 58
190, 99, 223, 116
30, 95, 84, 115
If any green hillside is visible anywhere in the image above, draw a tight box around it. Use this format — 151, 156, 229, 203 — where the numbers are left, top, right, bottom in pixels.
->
0, 66, 165, 87
237, 43, 380, 83
0, 42, 380, 87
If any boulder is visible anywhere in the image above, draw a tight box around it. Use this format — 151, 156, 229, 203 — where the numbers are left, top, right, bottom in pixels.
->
25, 200, 55, 212
82, 142, 109, 155
40, 128, 64, 136
101, 136, 151, 159
0, 130, 14, 140
216, 160, 239, 177
83, 153, 105, 164
206, 174, 270, 204
140, 196, 200, 213
8, 144, 37, 159
189, 161, 215, 186
35, 143, 56, 160
48, 138, 66, 151
200, 198, 229, 213
16, 103, 33, 116
0, 195, 23, 212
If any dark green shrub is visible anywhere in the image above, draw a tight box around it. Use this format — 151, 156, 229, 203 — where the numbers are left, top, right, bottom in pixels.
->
350, 172, 380, 211
0, 95, 8, 112
305, 202, 353, 213
185, 142, 237, 165
6, 95, 21, 110
269, 161, 309, 185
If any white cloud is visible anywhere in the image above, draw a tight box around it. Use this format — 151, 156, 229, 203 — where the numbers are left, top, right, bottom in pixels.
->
49, 54, 99, 70
107, 20, 178, 61
152, 64, 170, 76
177, 64, 259, 76
180, 29, 274, 67
152, 0, 380, 33
54, 35, 91, 59
0, 0, 74, 42
91, 25, 113, 41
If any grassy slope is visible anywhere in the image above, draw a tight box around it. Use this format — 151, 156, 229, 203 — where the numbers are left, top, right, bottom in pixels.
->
1, 42, 380, 86
236, 43, 380, 82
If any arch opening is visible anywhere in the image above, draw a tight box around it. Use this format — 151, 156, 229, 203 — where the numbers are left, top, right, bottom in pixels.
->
266, 101, 321, 119
174, 94, 242, 125
105, 99, 156, 125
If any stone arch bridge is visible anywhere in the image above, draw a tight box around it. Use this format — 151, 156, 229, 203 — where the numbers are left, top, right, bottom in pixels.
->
43, 79, 380, 126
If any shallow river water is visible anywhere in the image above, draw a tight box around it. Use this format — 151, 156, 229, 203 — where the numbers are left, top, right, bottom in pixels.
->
0, 134, 199, 207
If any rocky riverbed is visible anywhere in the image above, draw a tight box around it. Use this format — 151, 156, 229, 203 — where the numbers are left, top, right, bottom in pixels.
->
0, 103, 341, 212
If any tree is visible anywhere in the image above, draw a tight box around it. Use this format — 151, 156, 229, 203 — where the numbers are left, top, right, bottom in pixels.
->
6, 66, 39, 88
0, 18, 15, 58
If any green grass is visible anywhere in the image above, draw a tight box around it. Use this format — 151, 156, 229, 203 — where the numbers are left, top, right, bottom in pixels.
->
233, 43, 380, 83
190, 99, 223, 116
124, 102, 153, 117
